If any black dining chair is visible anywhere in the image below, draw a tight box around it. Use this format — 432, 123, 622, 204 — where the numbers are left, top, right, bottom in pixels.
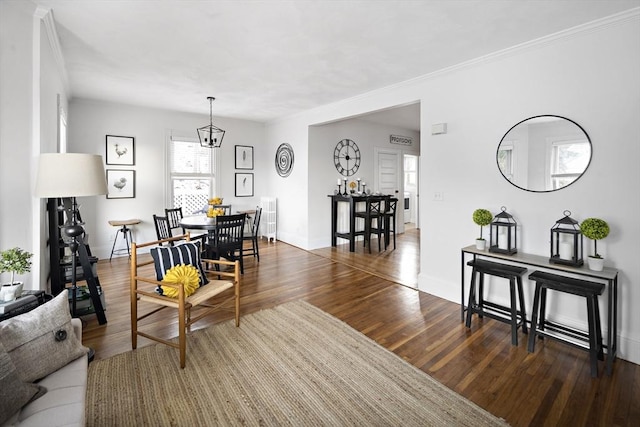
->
381, 198, 398, 250
242, 206, 262, 262
355, 196, 385, 253
165, 207, 207, 248
206, 213, 246, 274
153, 215, 173, 245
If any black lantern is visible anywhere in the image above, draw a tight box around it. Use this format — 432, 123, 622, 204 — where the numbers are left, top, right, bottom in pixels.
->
489, 206, 517, 254
549, 210, 583, 266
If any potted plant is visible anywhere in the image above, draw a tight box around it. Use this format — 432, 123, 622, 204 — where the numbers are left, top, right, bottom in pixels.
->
472, 209, 493, 250
580, 218, 610, 271
0, 247, 33, 301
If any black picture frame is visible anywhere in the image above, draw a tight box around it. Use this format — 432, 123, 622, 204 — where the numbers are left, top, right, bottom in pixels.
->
106, 169, 135, 199
235, 173, 254, 197
106, 135, 135, 165
235, 145, 254, 170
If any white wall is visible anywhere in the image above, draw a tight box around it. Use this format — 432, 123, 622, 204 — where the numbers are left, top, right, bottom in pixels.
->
68, 99, 264, 259
265, 14, 640, 364
0, 2, 65, 291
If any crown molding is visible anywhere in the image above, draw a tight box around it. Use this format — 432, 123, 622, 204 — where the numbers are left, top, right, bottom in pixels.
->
35, 6, 70, 96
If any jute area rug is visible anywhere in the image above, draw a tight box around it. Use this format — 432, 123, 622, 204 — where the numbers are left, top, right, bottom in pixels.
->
86, 301, 509, 426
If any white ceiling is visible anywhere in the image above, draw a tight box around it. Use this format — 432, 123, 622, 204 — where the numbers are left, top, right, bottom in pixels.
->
35, 0, 639, 130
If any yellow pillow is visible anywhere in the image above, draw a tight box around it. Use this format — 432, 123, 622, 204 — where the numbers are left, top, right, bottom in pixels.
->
160, 264, 200, 298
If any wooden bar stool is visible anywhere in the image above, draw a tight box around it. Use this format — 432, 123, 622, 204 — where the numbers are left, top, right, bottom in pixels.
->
108, 219, 141, 261
465, 259, 528, 346
527, 270, 605, 377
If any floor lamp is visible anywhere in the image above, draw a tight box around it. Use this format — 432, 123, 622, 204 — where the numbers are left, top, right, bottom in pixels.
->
34, 153, 108, 316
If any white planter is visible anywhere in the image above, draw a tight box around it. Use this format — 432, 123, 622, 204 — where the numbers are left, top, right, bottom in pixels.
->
475, 239, 486, 250
587, 256, 604, 271
0, 282, 23, 301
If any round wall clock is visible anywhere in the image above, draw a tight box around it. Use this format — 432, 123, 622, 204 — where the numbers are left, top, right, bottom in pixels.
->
275, 143, 294, 177
334, 139, 361, 176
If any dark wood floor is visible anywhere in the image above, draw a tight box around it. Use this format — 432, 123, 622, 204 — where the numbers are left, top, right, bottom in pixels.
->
80, 229, 638, 426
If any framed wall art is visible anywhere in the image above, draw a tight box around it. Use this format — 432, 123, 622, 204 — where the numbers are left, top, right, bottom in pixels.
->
106, 135, 135, 165
106, 169, 135, 199
235, 145, 254, 170
235, 173, 254, 197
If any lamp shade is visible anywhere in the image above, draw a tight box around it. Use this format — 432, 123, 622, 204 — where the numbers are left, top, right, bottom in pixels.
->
34, 153, 108, 197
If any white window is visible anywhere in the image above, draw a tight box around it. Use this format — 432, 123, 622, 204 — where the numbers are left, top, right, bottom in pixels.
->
169, 136, 218, 214
549, 140, 590, 190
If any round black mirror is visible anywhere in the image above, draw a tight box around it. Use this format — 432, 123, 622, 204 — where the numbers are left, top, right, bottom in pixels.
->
497, 115, 592, 192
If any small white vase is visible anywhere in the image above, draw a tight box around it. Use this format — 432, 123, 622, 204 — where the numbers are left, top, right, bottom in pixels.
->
475, 239, 486, 250
587, 256, 604, 271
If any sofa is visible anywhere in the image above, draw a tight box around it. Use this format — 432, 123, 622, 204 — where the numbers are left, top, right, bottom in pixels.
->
0, 291, 88, 427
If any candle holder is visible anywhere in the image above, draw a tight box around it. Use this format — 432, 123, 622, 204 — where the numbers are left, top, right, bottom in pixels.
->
343, 179, 348, 196
549, 210, 583, 266
336, 184, 341, 195
357, 179, 361, 192
489, 206, 517, 254
362, 183, 367, 194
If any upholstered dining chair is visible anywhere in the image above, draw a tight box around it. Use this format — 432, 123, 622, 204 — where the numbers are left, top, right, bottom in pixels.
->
206, 213, 246, 274
130, 233, 241, 369
242, 206, 262, 262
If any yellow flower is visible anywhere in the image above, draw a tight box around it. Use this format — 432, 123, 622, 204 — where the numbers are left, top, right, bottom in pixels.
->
208, 197, 223, 205
206, 207, 225, 218
349, 181, 357, 189
160, 264, 200, 298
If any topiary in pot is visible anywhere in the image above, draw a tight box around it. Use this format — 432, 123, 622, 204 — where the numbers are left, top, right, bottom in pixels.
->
580, 218, 610, 259
0, 247, 33, 300
0, 247, 33, 286
472, 209, 493, 249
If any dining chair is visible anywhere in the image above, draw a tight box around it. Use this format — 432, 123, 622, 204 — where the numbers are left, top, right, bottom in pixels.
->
165, 207, 207, 247
354, 196, 385, 253
213, 204, 232, 215
206, 213, 246, 274
242, 206, 262, 262
152, 215, 173, 244
381, 198, 398, 250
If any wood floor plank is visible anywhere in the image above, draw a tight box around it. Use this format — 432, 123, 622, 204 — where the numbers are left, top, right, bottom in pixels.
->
76, 228, 637, 426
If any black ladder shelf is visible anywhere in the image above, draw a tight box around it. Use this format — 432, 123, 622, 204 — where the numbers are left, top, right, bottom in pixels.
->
47, 198, 107, 324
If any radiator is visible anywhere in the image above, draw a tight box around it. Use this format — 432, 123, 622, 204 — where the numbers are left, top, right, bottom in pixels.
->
260, 197, 277, 241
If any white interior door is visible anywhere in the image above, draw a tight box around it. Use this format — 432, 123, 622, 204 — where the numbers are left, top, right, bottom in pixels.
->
375, 148, 403, 232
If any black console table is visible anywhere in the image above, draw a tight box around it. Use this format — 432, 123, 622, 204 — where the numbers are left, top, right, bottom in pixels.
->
461, 245, 619, 375
329, 194, 390, 252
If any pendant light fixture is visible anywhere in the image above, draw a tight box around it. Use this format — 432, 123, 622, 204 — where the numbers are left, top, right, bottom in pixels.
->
197, 96, 225, 148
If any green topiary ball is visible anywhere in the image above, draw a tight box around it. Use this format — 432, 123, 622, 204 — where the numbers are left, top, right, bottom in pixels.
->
580, 218, 610, 240
472, 209, 493, 227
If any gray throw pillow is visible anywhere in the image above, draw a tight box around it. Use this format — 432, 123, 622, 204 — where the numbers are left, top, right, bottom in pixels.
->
0, 290, 88, 383
0, 341, 46, 425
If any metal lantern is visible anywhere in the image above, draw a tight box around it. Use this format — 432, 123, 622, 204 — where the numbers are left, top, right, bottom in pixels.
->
549, 210, 583, 266
489, 206, 517, 254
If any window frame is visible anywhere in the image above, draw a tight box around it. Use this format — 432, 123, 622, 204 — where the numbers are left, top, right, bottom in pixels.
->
167, 133, 220, 211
